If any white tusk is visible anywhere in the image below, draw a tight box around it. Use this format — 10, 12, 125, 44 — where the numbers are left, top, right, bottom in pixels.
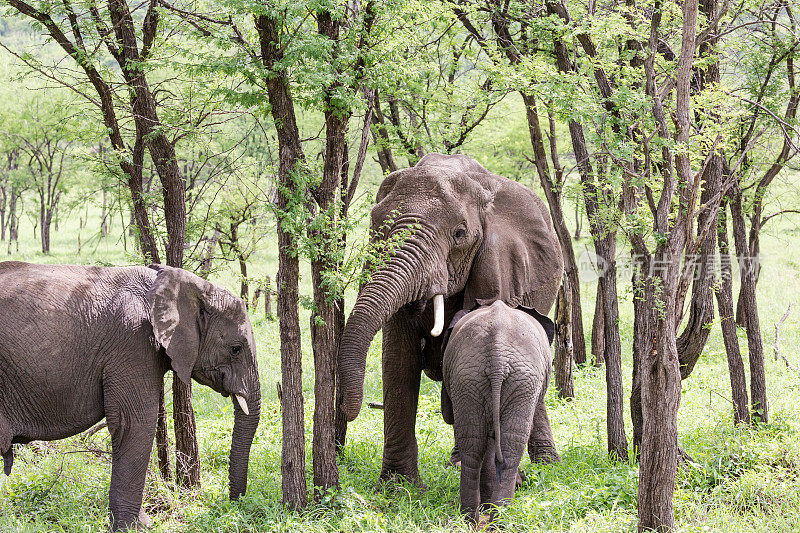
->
430, 294, 445, 337
234, 394, 250, 416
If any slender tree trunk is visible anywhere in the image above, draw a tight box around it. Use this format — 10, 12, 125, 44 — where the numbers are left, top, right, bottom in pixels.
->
521, 94, 587, 368
0, 185, 6, 241
675, 157, 719, 379
716, 201, 750, 424
156, 386, 172, 482
553, 272, 574, 399
596, 233, 628, 461
257, 13, 308, 510
39, 194, 50, 254
674, 0, 722, 378
730, 190, 768, 422
101, 188, 109, 237
42, 208, 53, 254
592, 284, 606, 366
6, 188, 17, 254
371, 91, 399, 175
264, 275, 273, 320
630, 268, 645, 455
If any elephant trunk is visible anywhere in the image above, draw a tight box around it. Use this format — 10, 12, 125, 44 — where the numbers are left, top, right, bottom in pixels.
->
228, 373, 261, 500
338, 237, 444, 422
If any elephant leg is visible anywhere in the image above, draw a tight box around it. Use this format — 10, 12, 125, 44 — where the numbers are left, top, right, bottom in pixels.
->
1, 414, 12, 475
528, 388, 560, 464
380, 313, 423, 484
488, 428, 529, 512
459, 444, 485, 522
105, 382, 159, 531
479, 438, 497, 507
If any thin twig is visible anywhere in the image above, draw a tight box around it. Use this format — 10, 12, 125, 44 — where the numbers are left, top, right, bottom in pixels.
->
774, 304, 796, 371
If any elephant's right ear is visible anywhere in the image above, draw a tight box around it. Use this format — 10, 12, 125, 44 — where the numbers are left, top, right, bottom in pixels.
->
146, 265, 212, 385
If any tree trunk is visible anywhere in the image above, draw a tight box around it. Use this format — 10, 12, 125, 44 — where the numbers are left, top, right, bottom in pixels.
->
256, 12, 308, 510
521, 94, 587, 368
155, 385, 172, 481
674, 0, 723, 379
101, 188, 109, 237
553, 272, 574, 399
637, 0, 697, 527
227, 223, 249, 303
636, 270, 682, 532
592, 284, 606, 366
0, 185, 6, 241
730, 190, 768, 422
172, 380, 198, 488
675, 156, 719, 379
39, 198, 51, 254
264, 275, 273, 320
596, 233, 628, 461
371, 91, 399, 175
108, 0, 195, 483
6, 188, 18, 254
716, 201, 750, 425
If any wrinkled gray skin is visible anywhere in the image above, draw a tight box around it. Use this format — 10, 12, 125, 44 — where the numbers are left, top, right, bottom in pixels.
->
0, 261, 261, 531
442, 301, 558, 520
338, 153, 563, 484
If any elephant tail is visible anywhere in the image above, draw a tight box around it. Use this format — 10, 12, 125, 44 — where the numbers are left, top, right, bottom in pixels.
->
490, 370, 506, 484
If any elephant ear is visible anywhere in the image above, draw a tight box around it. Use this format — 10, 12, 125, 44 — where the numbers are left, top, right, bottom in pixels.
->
146, 265, 214, 385
518, 305, 556, 345
463, 177, 563, 315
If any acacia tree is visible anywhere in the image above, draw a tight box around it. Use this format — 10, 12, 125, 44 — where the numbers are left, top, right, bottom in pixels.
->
4, 96, 76, 254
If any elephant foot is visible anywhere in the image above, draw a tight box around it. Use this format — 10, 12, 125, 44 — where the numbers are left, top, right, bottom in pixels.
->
530, 442, 561, 464
378, 468, 427, 491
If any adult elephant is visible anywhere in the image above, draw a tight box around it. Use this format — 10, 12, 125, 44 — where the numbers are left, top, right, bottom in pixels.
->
0, 262, 261, 531
338, 153, 563, 484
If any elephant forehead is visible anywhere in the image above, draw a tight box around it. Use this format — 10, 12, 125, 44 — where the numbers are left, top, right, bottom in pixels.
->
381, 168, 487, 203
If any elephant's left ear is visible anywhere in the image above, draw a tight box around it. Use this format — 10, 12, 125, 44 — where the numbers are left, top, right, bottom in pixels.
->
146, 265, 213, 385
463, 178, 564, 315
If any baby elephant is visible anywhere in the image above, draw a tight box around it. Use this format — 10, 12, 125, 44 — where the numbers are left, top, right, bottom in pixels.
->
441, 300, 558, 521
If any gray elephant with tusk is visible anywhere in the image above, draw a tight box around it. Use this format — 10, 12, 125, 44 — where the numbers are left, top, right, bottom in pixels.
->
441, 300, 559, 521
0, 261, 261, 531
337, 153, 563, 485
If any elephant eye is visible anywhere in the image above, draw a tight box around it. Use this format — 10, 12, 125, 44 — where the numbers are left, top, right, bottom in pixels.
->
453, 227, 467, 242
230, 345, 242, 357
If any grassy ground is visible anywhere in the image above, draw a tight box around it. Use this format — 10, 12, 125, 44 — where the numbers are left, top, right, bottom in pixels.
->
2, 172, 800, 532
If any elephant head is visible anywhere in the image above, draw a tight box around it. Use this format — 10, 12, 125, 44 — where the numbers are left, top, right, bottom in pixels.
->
338, 153, 563, 421
146, 265, 261, 500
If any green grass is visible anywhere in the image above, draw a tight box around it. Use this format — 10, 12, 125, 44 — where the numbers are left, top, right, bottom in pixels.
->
2, 172, 800, 532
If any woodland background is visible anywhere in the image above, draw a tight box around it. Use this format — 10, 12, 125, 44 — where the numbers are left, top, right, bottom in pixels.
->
0, 0, 799, 531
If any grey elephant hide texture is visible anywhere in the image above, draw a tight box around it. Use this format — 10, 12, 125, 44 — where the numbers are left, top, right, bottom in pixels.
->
337, 152, 563, 485
0, 261, 261, 531
441, 300, 559, 520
